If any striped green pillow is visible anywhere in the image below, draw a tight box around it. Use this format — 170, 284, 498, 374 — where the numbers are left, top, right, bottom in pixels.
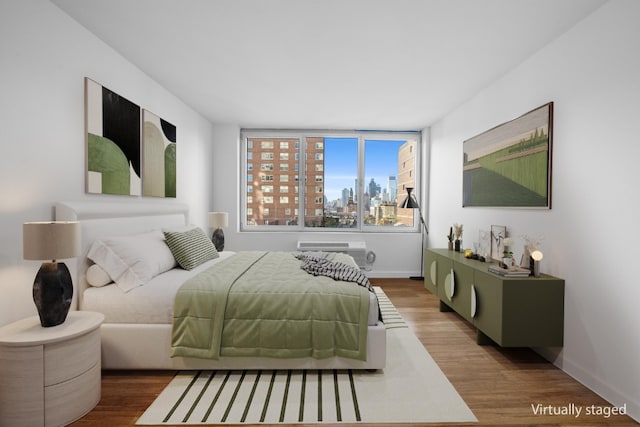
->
164, 227, 219, 270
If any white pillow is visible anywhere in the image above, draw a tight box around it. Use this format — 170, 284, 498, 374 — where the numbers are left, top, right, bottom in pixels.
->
87, 230, 177, 292
86, 264, 112, 287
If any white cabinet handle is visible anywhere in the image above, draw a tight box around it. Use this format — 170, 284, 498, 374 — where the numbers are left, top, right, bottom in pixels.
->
471, 284, 477, 318
444, 268, 455, 301
450, 268, 456, 298
430, 261, 437, 287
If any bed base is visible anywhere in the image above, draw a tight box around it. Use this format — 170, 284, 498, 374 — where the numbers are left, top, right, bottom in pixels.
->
101, 322, 386, 370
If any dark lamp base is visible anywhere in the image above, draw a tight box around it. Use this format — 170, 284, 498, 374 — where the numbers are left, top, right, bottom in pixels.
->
212, 228, 225, 252
33, 262, 73, 327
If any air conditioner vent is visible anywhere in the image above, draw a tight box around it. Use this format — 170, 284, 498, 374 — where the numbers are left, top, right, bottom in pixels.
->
296, 241, 367, 268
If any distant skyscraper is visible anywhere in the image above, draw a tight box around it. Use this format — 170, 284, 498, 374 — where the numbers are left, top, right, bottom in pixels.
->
354, 179, 358, 202
368, 178, 379, 198
341, 187, 350, 208
388, 176, 397, 202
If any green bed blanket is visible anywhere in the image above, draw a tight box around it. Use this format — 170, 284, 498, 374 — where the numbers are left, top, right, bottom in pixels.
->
171, 251, 371, 361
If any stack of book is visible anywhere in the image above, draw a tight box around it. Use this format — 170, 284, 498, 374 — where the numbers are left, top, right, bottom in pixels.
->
488, 265, 531, 277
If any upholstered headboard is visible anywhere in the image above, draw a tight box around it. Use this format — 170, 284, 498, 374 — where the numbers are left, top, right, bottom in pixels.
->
55, 201, 189, 310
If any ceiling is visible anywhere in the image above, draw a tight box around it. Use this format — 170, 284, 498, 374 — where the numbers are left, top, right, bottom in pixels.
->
52, 0, 606, 130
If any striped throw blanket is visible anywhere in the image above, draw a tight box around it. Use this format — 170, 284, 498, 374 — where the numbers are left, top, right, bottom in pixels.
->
296, 253, 373, 292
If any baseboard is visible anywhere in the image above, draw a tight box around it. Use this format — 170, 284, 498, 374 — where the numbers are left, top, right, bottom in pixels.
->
365, 270, 422, 278
539, 350, 639, 423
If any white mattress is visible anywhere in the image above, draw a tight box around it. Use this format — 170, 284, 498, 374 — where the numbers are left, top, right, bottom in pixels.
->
82, 251, 379, 326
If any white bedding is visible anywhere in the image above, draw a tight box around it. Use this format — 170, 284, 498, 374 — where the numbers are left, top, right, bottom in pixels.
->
82, 251, 380, 326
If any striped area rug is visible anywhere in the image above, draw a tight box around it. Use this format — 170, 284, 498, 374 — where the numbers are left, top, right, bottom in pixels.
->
137, 288, 476, 425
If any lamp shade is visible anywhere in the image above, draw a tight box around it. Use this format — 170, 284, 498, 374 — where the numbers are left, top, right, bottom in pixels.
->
208, 212, 228, 229
531, 250, 544, 261
23, 221, 81, 261
398, 187, 420, 209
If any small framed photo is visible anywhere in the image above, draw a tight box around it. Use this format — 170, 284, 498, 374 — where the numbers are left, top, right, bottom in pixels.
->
490, 225, 506, 261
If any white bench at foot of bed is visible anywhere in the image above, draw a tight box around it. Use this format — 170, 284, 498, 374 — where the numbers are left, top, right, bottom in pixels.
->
99, 321, 386, 370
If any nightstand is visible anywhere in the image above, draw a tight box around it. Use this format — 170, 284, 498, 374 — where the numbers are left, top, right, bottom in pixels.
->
0, 311, 104, 427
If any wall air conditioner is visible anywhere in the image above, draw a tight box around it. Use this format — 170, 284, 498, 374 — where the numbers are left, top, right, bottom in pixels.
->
296, 241, 367, 269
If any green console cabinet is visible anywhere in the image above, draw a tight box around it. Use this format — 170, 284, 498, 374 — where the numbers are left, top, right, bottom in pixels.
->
424, 248, 564, 347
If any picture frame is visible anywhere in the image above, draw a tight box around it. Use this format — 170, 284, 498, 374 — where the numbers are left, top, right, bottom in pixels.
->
142, 109, 177, 198
490, 225, 506, 261
463, 102, 553, 208
85, 77, 141, 196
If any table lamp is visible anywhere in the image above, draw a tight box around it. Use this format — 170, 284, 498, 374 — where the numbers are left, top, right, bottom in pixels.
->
531, 250, 543, 277
23, 221, 81, 327
208, 212, 228, 251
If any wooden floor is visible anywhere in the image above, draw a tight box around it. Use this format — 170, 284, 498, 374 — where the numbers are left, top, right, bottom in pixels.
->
71, 279, 637, 427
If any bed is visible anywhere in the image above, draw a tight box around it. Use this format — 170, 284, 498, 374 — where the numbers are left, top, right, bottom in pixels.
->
55, 201, 386, 370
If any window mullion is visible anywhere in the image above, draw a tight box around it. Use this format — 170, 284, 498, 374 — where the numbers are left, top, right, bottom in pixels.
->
298, 134, 306, 230
357, 135, 365, 231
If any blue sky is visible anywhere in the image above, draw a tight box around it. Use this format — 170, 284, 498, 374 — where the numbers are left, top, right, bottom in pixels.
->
323, 138, 405, 202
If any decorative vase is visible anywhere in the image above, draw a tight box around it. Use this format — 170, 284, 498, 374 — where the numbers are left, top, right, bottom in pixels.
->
212, 228, 225, 251
454, 239, 461, 252
33, 262, 73, 327
448, 241, 454, 251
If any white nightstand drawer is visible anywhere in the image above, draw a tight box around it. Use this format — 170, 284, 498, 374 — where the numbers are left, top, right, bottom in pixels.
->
0, 345, 45, 427
45, 362, 101, 426
44, 328, 100, 386
0, 312, 103, 426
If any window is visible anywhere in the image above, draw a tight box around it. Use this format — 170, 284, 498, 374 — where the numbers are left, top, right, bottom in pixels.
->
241, 130, 421, 231
365, 138, 418, 228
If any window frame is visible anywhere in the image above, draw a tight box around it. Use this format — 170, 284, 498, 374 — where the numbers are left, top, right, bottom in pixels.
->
240, 129, 422, 233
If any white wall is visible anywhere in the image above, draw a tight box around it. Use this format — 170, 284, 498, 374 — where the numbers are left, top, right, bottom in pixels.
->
0, 0, 215, 326
429, 0, 640, 421
211, 124, 427, 277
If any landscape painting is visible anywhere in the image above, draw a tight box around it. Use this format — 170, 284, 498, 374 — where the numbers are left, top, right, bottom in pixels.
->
85, 78, 141, 196
142, 109, 176, 198
462, 102, 553, 208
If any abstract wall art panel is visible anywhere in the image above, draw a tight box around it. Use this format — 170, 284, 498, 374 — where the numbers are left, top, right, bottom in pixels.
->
85, 77, 141, 196
142, 109, 176, 198
463, 102, 553, 208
